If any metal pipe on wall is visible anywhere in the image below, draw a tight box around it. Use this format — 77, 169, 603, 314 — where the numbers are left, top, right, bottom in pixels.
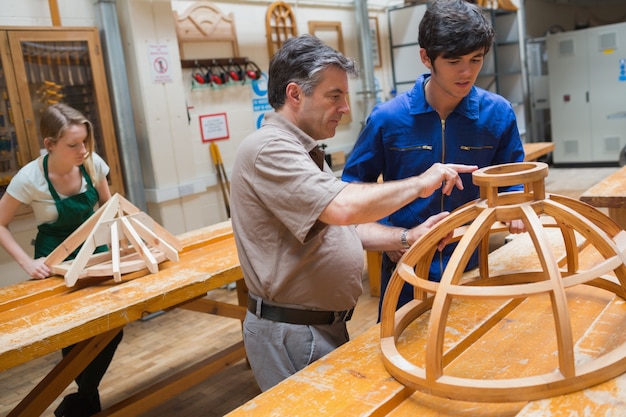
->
354, 0, 378, 127
94, 0, 147, 211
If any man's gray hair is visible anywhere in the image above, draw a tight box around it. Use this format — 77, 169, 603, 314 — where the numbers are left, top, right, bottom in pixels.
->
268, 34, 359, 109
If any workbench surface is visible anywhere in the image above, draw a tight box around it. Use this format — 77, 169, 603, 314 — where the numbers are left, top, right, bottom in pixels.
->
227, 229, 626, 416
580, 165, 626, 229
0, 220, 247, 417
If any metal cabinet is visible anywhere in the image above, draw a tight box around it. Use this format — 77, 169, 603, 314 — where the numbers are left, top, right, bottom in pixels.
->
0, 26, 124, 210
548, 22, 626, 165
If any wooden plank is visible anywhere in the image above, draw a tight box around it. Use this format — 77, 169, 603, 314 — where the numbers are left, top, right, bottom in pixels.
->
224, 325, 412, 417
180, 298, 247, 321
0, 279, 67, 312
7, 328, 123, 417
0, 224, 241, 373
1, 220, 247, 417
1, 221, 233, 312
523, 142, 554, 162
580, 165, 626, 208
48, 0, 61, 26
579, 166, 626, 229
44, 193, 121, 268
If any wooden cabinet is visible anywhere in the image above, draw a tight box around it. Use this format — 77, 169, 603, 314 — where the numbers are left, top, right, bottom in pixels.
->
0, 26, 124, 207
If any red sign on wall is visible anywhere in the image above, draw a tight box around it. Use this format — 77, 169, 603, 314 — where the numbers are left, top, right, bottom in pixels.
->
199, 113, 229, 142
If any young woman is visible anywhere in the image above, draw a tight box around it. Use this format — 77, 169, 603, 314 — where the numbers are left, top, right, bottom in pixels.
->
0, 103, 122, 416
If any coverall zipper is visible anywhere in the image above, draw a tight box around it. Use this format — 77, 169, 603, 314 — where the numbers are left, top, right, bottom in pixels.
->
438, 118, 446, 275
460, 145, 494, 151
389, 145, 433, 151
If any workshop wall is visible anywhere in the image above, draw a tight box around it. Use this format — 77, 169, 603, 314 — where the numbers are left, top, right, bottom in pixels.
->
0, 0, 391, 285
2, 0, 625, 286
525, 0, 626, 38
114, 0, 391, 236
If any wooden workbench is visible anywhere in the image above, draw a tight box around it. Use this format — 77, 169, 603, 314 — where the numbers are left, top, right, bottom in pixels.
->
521, 141, 554, 162
366, 141, 556, 298
0, 220, 247, 417
580, 165, 626, 229
226, 229, 626, 416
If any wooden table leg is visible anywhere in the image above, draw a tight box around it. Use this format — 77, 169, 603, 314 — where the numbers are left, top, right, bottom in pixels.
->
366, 251, 382, 298
7, 327, 124, 417
97, 281, 249, 416
96, 341, 247, 417
608, 207, 626, 230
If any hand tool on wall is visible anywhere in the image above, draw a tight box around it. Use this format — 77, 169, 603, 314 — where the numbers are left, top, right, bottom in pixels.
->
36, 52, 45, 84
25, 48, 36, 83
73, 42, 84, 85
46, 48, 54, 81
55, 44, 64, 85
209, 141, 230, 218
37, 81, 64, 105
64, 43, 74, 86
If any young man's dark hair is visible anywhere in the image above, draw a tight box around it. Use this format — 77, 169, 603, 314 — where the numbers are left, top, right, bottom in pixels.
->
419, 0, 495, 64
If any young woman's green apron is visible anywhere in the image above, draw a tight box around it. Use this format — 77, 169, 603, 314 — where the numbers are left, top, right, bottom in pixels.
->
34, 154, 106, 259
35, 154, 121, 416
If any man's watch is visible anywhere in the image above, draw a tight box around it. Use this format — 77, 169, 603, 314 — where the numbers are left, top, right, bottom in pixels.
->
400, 228, 411, 249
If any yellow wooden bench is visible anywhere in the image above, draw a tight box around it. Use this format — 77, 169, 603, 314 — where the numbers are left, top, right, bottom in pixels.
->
0, 221, 247, 417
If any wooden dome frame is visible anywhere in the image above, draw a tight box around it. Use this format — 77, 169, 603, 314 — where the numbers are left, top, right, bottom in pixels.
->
380, 162, 626, 402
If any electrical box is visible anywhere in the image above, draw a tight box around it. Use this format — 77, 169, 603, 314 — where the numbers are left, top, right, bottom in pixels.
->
547, 22, 626, 164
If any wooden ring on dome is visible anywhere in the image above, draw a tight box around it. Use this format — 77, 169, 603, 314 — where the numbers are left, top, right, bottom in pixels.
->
473, 162, 548, 207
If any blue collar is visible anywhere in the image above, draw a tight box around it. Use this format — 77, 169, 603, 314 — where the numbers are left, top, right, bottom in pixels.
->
409, 73, 480, 120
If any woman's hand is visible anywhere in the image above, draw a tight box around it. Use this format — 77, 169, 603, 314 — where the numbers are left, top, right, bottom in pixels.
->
24, 258, 52, 280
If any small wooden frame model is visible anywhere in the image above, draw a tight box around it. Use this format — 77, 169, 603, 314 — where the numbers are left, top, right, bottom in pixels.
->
45, 193, 182, 287
173, 1, 240, 59
380, 162, 626, 402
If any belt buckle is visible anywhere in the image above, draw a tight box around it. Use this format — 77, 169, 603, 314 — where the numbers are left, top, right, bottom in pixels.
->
333, 308, 353, 324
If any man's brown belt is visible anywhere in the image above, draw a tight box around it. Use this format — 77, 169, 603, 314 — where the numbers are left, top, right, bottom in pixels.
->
247, 296, 353, 325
